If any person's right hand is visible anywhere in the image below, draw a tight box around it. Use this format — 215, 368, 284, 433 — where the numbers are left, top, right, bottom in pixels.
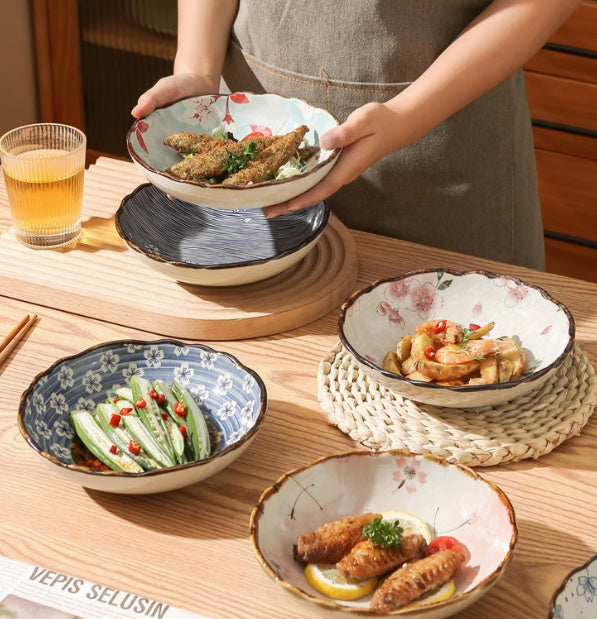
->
131, 72, 218, 118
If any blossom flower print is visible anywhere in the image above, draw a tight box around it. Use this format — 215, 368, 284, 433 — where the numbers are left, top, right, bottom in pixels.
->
392, 457, 428, 494
191, 384, 209, 401
126, 343, 142, 353
504, 282, 529, 308
56, 365, 75, 390
76, 396, 96, 412
240, 400, 255, 421
55, 419, 74, 439
49, 392, 69, 415
81, 370, 102, 394
31, 392, 46, 413
215, 373, 233, 395
217, 400, 237, 421
173, 363, 194, 385
144, 345, 164, 368
200, 351, 218, 370
377, 301, 405, 327
100, 350, 120, 373
123, 363, 144, 381
386, 278, 411, 302
405, 280, 442, 318
35, 418, 52, 441
53, 444, 72, 460
242, 374, 255, 394
577, 572, 597, 603
173, 345, 190, 357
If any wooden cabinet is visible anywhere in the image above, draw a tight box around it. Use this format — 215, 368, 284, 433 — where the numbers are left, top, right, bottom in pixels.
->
523, 0, 597, 283
31, 1, 596, 281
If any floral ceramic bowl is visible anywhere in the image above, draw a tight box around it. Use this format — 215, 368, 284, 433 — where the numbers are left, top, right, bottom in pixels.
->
127, 92, 340, 209
548, 555, 597, 619
338, 268, 575, 408
115, 184, 329, 286
18, 340, 267, 494
251, 450, 517, 617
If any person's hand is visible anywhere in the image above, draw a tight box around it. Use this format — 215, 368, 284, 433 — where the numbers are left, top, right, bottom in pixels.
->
263, 102, 408, 218
131, 72, 218, 118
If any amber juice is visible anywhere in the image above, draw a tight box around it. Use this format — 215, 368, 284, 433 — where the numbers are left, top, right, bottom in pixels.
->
0, 124, 86, 248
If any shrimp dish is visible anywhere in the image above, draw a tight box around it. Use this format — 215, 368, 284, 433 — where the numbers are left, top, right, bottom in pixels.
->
382, 319, 526, 386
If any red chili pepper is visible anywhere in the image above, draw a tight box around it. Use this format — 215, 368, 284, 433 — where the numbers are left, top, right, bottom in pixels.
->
179, 425, 188, 438
424, 347, 436, 360
128, 440, 141, 455
109, 413, 121, 427
156, 393, 166, 405
109, 445, 117, 454
469, 323, 481, 331
119, 407, 133, 416
162, 413, 168, 420
148, 390, 159, 400
173, 401, 186, 416
113, 398, 120, 403
134, 398, 147, 409
433, 320, 447, 334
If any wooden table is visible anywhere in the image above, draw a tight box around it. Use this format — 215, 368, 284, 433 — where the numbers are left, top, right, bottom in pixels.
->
1, 158, 596, 619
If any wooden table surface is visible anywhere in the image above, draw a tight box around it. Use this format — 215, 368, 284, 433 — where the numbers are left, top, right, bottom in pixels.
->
1, 159, 596, 619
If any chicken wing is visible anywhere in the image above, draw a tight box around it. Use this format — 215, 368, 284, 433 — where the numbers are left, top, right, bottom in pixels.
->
294, 512, 381, 564
336, 534, 427, 580
370, 549, 464, 612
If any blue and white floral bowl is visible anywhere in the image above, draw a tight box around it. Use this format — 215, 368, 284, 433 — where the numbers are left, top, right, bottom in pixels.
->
338, 268, 575, 408
251, 450, 517, 617
549, 555, 597, 619
115, 184, 329, 286
127, 92, 341, 209
18, 340, 267, 494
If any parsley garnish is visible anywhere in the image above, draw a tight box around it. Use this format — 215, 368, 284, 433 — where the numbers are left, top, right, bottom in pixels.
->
362, 517, 403, 549
224, 141, 259, 174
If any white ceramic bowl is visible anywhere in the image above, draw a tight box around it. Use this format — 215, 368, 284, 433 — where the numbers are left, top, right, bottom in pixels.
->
126, 92, 341, 209
18, 339, 267, 494
548, 555, 597, 619
251, 450, 517, 617
115, 183, 329, 286
338, 268, 575, 408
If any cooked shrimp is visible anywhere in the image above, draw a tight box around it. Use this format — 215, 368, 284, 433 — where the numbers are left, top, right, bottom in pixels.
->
415, 320, 464, 345
435, 338, 510, 365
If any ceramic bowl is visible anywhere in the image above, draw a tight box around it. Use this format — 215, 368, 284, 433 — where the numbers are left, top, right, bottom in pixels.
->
115, 183, 329, 286
338, 268, 575, 408
251, 450, 517, 617
126, 92, 341, 209
18, 339, 267, 494
548, 555, 597, 619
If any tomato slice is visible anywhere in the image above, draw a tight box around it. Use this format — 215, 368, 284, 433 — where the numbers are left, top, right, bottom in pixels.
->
426, 536, 465, 559
242, 131, 265, 141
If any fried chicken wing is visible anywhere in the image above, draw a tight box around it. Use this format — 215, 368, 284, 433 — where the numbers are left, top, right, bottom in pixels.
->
370, 549, 464, 612
336, 534, 427, 580
222, 125, 308, 186
294, 512, 381, 564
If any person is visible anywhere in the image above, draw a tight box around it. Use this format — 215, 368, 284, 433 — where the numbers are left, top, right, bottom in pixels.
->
132, 0, 581, 270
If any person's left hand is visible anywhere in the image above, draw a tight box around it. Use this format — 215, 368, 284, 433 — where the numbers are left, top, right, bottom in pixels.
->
263, 102, 404, 218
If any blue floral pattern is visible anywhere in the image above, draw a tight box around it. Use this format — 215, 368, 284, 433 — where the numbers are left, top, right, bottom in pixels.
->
550, 556, 597, 618
20, 340, 266, 468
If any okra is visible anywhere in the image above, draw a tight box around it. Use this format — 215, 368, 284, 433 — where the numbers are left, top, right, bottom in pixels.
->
70, 409, 143, 473
121, 415, 175, 468
172, 382, 211, 459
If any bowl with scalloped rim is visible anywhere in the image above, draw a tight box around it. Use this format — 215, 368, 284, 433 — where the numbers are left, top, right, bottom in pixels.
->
18, 339, 267, 494
548, 555, 597, 619
127, 92, 341, 209
250, 449, 517, 617
338, 268, 575, 408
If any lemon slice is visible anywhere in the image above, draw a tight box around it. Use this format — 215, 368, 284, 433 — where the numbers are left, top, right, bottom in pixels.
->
304, 563, 378, 601
380, 509, 432, 543
406, 578, 456, 608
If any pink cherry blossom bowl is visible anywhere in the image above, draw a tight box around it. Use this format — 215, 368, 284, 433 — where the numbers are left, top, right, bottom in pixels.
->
338, 268, 575, 408
250, 449, 517, 617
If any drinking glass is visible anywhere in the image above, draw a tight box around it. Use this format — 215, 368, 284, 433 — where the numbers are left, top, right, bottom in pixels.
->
0, 123, 86, 248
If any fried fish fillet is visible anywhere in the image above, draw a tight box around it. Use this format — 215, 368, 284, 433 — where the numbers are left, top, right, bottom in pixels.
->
166, 136, 275, 181
164, 132, 224, 155
222, 125, 308, 186
336, 533, 427, 580
370, 549, 464, 612
294, 513, 381, 564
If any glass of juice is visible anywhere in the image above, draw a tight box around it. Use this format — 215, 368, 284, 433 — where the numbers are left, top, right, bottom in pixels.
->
0, 123, 86, 248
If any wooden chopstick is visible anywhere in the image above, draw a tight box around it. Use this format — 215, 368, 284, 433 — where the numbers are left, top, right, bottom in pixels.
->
0, 314, 38, 367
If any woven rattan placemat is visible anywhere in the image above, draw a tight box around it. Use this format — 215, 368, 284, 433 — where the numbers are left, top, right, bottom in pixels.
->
317, 343, 596, 466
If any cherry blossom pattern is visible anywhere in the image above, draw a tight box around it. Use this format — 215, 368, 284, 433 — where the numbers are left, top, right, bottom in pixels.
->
392, 456, 428, 494
377, 301, 405, 328
134, 120, 149, 153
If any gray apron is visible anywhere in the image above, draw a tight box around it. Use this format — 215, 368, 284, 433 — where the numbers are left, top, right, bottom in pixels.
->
222, 0, 545, 269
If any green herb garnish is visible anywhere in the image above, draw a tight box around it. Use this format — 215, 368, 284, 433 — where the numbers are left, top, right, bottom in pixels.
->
224, 141, 259, 174
362, 517, 403, 549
